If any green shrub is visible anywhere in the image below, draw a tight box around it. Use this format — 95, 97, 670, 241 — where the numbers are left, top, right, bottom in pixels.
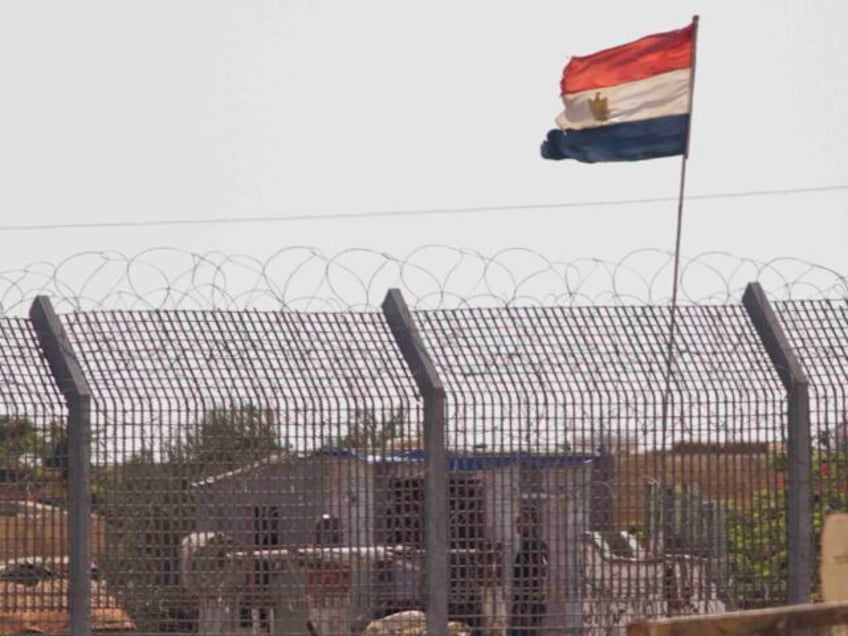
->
726, 446, 848, 608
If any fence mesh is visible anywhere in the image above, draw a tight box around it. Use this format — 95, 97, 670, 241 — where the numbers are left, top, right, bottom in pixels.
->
0, 294, 844, 634
0, 318, 78, 633
412, 304, 787, 633
775, 299, 848, 600
62, 309, 421, 636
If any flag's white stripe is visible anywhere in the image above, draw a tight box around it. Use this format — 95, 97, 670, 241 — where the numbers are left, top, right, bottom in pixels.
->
556, 68, 690, 131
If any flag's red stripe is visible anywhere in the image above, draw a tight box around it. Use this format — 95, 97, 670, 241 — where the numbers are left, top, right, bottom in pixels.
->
561, 23, 694, 95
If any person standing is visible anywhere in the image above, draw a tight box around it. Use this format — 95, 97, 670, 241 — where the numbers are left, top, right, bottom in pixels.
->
510, 505, 548, 635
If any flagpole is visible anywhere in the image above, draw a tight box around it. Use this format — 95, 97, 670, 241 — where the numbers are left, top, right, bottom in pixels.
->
669, 15, 699, 311
659, 15, 699, 521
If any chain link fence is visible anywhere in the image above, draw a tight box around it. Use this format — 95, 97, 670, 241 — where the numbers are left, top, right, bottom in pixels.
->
0, 285, 843, 634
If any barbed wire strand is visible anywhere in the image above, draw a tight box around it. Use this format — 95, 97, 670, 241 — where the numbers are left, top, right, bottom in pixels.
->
0, 246, 844, 316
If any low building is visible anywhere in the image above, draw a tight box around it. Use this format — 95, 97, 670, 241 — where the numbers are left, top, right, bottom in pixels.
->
188, 448, 595, 635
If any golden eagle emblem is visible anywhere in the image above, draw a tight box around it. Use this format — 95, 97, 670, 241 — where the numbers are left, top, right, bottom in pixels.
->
588, 92, 610, 122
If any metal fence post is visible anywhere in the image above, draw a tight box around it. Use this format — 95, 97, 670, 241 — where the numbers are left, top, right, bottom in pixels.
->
743, 282, 812, 605
29, 296, 92, 636
382, 289, 448, 636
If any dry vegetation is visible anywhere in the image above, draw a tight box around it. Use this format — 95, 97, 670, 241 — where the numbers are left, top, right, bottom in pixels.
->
611, 451, 781, 528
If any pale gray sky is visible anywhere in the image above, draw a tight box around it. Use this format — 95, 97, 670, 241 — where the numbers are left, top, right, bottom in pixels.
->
0, 1, 846, 295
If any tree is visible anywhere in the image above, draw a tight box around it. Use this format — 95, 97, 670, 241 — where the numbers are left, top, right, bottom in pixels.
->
176, 405, 281, 478
41, 421, 68, 476
726, 444, 848, 609
0, 416, 43, 479
95, 405, 283, 633
337, 408, 407, 451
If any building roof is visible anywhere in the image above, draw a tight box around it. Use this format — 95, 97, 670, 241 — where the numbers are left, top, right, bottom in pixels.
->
192, 446, 594, 489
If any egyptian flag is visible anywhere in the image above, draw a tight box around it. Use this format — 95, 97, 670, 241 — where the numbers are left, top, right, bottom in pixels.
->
541, 21, 696, 163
